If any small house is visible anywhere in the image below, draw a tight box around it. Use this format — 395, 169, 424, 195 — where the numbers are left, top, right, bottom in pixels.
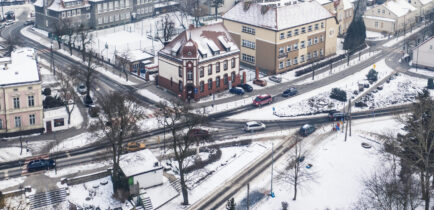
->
115, 50, 154, 77
119, 149, 163, 195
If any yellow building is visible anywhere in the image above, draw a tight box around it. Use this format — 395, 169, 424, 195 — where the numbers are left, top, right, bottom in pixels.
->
222, 1, 338, 75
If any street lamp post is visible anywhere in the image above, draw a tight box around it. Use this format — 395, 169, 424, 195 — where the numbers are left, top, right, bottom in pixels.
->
270, 142, 275, 198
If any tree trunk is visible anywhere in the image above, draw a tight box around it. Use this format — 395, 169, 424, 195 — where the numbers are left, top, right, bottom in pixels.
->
423, 172, 430, 210
215, 6, 218, 21
179, 164, 189, 205
293, 179, 297, 200
57, 40, 62, 49
421, 172, 426, 200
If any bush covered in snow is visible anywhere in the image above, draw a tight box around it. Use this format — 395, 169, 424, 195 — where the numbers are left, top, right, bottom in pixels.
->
42, 87, 51, 96
43, 95, 64, 108
330, 88, 347, 102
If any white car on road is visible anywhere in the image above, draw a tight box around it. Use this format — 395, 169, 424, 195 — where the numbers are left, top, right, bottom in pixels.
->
244, 121, 266, 132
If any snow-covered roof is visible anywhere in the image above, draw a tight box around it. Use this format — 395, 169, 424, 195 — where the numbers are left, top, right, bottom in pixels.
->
48, 0, 90, 12
382, 0, 416, 17
222, 1, 333, 31
412, 36, 434, 51
154, 1, 179, 8
34, 0, 44, 7
0, 48, 40, 86
159, 23, 239, 62
419, 0, 432, 5
364, 15, 396, 22
117, 49, 153, 62
315, 0, 333, 5
119, 149, 162, 177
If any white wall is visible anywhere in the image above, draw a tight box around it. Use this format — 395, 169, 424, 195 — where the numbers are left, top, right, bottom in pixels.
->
413, 38, 434, 69
134, 168, 163, 189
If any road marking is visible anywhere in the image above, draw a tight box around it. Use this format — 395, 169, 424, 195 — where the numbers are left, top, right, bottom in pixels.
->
66, 151, 71, 158
4, 170, 9, 180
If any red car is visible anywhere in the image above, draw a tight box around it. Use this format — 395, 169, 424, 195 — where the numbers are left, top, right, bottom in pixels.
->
253, 94, 272, 106
187, 128, 210, 140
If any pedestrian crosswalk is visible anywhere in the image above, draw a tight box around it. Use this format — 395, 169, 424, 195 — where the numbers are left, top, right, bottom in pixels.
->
29, 188, 67, 209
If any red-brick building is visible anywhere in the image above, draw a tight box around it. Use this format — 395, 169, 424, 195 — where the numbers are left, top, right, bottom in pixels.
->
158, 23, 241, 101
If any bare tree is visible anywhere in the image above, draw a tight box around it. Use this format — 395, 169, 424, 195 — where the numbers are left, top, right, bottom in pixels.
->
57, 69, 78, 125
83, 50, 98, 98
77, 24, 93, 62
63, 19, 77, 56
277, 136, 315, 201
116, 50, 130, 82
91, 92, 145, 197
210, 0, 223, 20
157, 100, 207, 205
155, 15, 176, 45
53, 20, 66, 49
4, 34, 20, 56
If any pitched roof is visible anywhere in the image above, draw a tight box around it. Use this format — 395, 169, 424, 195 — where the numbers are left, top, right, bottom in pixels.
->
48, 0, 90, 12
382, 0, 416, 17
0, 48, 40, 86
412, 36, 434, 51
119, 149, 162, 177
159, 23, 239, 61
419, 0, 433, 5
222, 1, 333, 31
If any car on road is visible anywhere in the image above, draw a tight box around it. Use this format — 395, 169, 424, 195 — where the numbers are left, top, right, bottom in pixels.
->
24, 20, 34, 26
244, 121, 266, 132
299, 124, 315, 136
124, 142, 146, 152
27, 159, 56, 172
237, 84, 253, 92
187, 128, 210, 140
77, 84, 87, 95
229, 87, 245, 95
83, 95, 95, 107
282, 87, 298, 97
253, 94, 272, 106
268, 75, 282, 83
298, 156, 305, 162
328, 111, 347, 121
5, 20, 14, 26
253, 79, 267, 87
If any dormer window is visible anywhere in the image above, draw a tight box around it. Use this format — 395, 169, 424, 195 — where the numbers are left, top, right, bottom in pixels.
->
202, 54, 207, 58
187, 51, 192, 56
214, 51, 220, 55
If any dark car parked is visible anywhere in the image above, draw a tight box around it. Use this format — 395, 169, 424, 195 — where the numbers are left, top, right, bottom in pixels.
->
238, 84, 253, 92
83, 95, 95, 107
282, 87, 298, 97
187, 128, 210, 140
299, 124, 316, 136
27, 159, 56, 172
229, 87, 245, 95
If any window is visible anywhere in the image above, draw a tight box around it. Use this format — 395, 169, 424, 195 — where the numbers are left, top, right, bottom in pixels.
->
313, 51, 318, 58
279, 61, 284, 69
120, 0, 125, 8
29, 114, 35, 125
286, 59, 291, 67
224, 74, 228, 85
28, 96, 34, 107
287, 45, 291, 52
67, 11, 71, 17
224, 60, 228, 70
0, 119, 2, 129
77, 9, 81, 15
301, 27, 306, 33
104, 16, 108, 23
321, 22, 324, 28
242, 39, 255, 49
200, 67, 204, 77
62, 12, 66, 18
97, 4, 102, 13
216, 76, 220, 88
279, 47, 284, 55
231, 72, 235, 83
216, 62, 220, 73
200, 81, 204, 92
314, 37, 318, 44
315, 24, 318, 30
103, 2, 108, 11
242, 26, 255, 35
294, 29, 299, 35
125, 0, 129, 7
109, 15, 114, 22
308, 25, 312, 32
13, 97, 20, 109
300, 41, 305, 48
320, 49, 324, 56
307, 52, 311, 60
320, 35, 324, 42
54, 118, 64, 127
377, 9, 380, 13
187, 70, 193, 80
382, 9, 385, 14
98, 17, 102, 24
301, 55, 305, 62
208, 64, 212, 75
280, 33, 284, 39
375, 22, 378, 27
15, 116, 21, 128
231, 58, 235, 68
242, 54, 255, 64
208, 79, 212, 90
115, 1, 119, 9
72, 10, 76, 16
178, 66, 182, 77
293, 43, 298, 50
287, 31, 292, 37
179, 81, 183, 92
294, 57, 298, 65
115, 14, 119, 21
308, 39, 312, 46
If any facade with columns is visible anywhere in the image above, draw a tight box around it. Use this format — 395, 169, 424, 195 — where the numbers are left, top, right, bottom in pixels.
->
158, 23, 241, 101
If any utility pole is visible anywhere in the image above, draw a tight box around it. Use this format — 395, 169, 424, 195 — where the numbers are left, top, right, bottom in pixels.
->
247, 183, 250, 210
349, 99, 352, 137
345, 99, 350, 141
329, 62, 333, 74
342, 100, 345, 134
270, 142, 275, 198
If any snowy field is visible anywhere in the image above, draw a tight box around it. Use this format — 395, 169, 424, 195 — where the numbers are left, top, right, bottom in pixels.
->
230, 58, 394, 120
0, 147, 32, 162
49, 132, 100, 153
408, 67, 434, 78
230, 116, 403, 210
0, 177, 25, 191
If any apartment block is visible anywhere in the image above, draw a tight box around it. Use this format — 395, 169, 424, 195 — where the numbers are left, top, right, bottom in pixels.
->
0, 48, 44, 137
222, 1, 338, 75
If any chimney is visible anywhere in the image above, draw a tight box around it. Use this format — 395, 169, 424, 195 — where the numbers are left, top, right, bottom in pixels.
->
189, 24, 195, 30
